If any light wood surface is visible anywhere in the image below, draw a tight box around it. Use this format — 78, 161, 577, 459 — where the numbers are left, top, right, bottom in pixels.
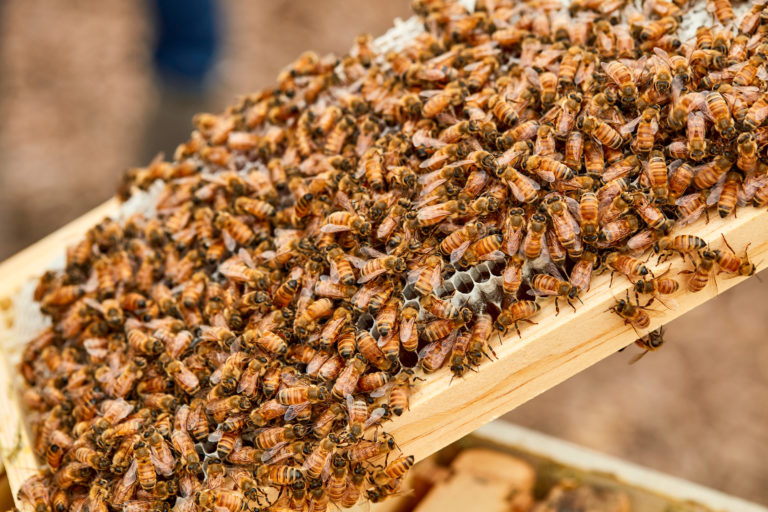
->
0, 201, 767, 509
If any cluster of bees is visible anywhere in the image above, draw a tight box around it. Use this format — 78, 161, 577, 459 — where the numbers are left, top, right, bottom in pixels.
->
16, 0, 768, 510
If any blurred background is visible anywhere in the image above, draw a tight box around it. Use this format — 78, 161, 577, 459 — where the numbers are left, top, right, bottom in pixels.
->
0, 0, 766, 505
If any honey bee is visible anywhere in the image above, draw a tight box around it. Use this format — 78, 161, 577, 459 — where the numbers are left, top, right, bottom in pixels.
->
630, 192, 666, 230
570, 247, 599, 293
578, 115, 624, 149
683, 250, 718, 293
668, 161, 695, 200
610, 294, 651, 332
494, 301, 541, 336
500, 167, 541, 204
357, 330, 395, 371
324, 116, 355, 154
736, 132, 757, 173
743, 93, 768, 131
530, 274, 580, 313
668, 92, 702, 132
687, 112, 708, 161
422, 84, 464, 118
578, 191, 599, 243
564, 131, 584, 170
693, 156, 732, 190
710, 0, 734, 25
332, 356, 367, 399
558, 47, 582, 87
714, 235, 756, 277
522, 213, 548, 259
640, 15, 678, 42
277, 385, 329, 406
522, 155, 575, 182
599, 215, 639, 245
196, 489, 246, 512
605, 252, 649, 280
703, 91, 735, 137
134, 441, 156, 491
601, 60, 637, 104
653, 236, 707, 262
487, 93, 519, 126
545, 195, 580, 254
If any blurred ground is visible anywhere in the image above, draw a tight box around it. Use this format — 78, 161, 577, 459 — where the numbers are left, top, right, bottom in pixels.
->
0, 0, 766, 505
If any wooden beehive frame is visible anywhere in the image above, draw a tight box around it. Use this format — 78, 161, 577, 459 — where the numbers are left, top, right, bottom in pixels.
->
1, 199, 767, 509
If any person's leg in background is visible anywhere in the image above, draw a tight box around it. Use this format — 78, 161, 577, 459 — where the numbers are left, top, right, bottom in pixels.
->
143, 0, 221, 161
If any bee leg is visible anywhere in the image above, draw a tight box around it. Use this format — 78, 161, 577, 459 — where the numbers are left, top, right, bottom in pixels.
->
625, 320, 641, 338
567, 298, 577, 312
554, 298, 561, 316
486, 345, 498, 360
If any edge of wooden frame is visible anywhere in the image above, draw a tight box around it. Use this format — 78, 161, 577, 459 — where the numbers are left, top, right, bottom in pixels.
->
472, 422, 768, 512
0, 201, 766, 509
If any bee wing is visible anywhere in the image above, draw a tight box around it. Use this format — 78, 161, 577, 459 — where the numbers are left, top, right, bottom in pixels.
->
756, 65, 768, 82
442, 159, 473, 171
534, 48, 564, 68
740, 174, 768, 204
261, 442, 289, 463
655, 294, 679, 311
696, 94, 719, 121
320, 453, 334, 482
419, 152, 452, 169
450, 241, 472, 265
335, 257, 362, 273
619, 115, 642, 137
406, 267, 423, 284
418, 340, 439, 359
121, 458, 138, 485
364, 407, 388, 430
370, 381, 394, 398
534, 168, 556, 183
497, 148, 526, 167
284, 403, 311, 422
564, 195, 581, 218
430, 264, 443, 290
627, 229, 654, 253
471, 41, 500, 58
329, 261, 341, 284
412, 130, 446, 149
416, 203, 451, 223
706, 172, 729, 206
150, 448, 175, 477
418, 89, 445, 98
479, 250, 506, 262
361, 246, 387, 259
83, 297, 104, 314
377, 330, 395, 349
345, 394, 356, 418
320, 223, 352, 234
421, 177, 448, 198
629, 349, 651, 364
399, 316, 416, 345
506, 172, 541, 203
523, 67, 541, 89
653, 47, 672, 66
